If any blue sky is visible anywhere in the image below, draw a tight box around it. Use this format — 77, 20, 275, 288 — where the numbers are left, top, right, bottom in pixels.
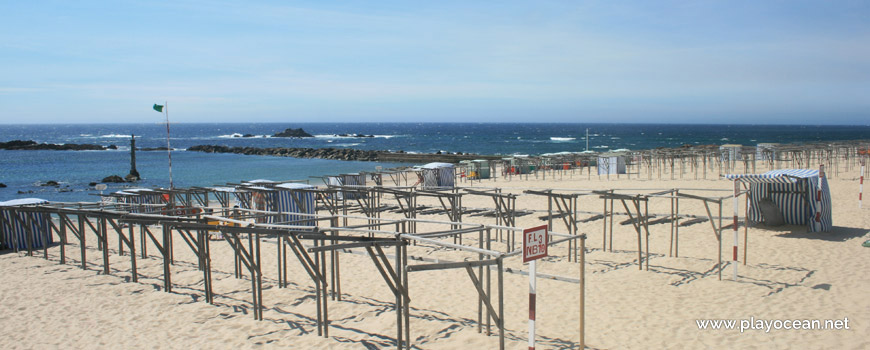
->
1, 0, 868, 124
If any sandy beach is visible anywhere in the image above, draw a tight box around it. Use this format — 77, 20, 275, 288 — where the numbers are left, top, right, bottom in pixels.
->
1, 166, 868, 349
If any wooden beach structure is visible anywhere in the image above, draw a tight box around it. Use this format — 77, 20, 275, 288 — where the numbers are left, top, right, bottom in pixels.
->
2, 140, 864, 348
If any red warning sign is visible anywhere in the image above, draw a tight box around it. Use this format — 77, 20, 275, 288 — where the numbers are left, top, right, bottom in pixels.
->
523, 225, 549, 263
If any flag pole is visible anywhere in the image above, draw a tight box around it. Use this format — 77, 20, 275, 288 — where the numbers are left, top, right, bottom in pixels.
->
165, 101, 174, 189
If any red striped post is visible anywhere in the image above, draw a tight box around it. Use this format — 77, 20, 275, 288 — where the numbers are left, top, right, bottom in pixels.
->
732, 180, 739, 281
529, 259, 537, 350
523, 225, 548, 350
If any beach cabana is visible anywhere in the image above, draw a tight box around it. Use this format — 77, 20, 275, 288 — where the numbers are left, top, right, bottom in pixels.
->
724, 169, 832, 232
113, 188, 166, 213
507, 156, 534, 174
326, 173, 366, 199
421, 162, 455, 189
469, 159, 490, 179
756, 143, 779, 161
597, 153, 626, 175
720, 144, 742, 162
274, 183, 316, 225
0, 198, 51, 250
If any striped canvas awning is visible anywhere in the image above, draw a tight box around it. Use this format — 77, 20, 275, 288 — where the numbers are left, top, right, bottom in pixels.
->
724, 169, 819, 184
0, 199, 52, 251
275, 184, 316, 226
724, 169, 831, 232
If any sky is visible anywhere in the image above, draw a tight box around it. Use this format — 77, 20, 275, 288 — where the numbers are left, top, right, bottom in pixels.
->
1, 0, 868, 124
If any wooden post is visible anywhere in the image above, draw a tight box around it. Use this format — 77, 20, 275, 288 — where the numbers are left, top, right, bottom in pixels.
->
396, 240, 403, 350
130, 224, 138, 282
59, 214, 67, 264
675, 190, 680, 257
669, 190, 675, 257
718, 200, 722, 281
79, 215, 86, 270
608, 193, 614, 252
644, 199, 650, 271
140, 224, 147, 258
744, 184, 749, 265
602, 197, 607, 250
101, 216, 109, 275
497, 257, 505, 350
579, 234, 586, 349
163, 224, 171, 292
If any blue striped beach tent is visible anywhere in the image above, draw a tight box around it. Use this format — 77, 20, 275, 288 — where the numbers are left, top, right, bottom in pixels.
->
326, 174, 366, 200
421, 163, 455, 190
274, 183, 317, 226
114, 188, 166, 213
244, 186, 279, 224
0, 198, 52, 251
235, 180, 278, 211
724, 169, 832, 232
325, 175, 345, 200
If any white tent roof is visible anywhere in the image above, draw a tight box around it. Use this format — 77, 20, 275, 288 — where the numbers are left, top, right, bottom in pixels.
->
422, 162, 454, 169
275, 183, 316, 190
0, 198, 49, 206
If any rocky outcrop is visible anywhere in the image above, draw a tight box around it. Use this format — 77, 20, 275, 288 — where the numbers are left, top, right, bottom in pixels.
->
102, 175, 125, 183
125, 173, 140, 182
272, 128, 314, 138
0, 140, 109, 151
0, 183, 6, 188
189, 145, 379, 161
187, 145, 500, 163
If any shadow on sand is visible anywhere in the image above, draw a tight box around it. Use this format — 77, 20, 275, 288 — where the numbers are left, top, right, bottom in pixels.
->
767, 225, 869, 242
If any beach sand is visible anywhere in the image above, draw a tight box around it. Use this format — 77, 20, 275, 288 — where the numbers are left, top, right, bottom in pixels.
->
1, 167, 868, 349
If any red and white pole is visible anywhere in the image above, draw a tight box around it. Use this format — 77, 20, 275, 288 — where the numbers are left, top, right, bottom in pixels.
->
732, 180, 739, 281
529, 259, 537, 350
859, 160, 865, 209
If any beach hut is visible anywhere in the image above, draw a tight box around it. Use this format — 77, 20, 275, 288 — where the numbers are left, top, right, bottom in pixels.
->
469, 159, 491, 179
724, 169, 832, 232
506, 156, 534, 174
326, 173, 366, 199
240, 185, 279, 223
0, 198, 51, 250
720, 144, 742, 162
421, 162, 455, 189
597, 153, 626, 175
113, 188, 166, 213
756, 143, 779, 161
274, 183, 317, 226
458, 160, 472, 180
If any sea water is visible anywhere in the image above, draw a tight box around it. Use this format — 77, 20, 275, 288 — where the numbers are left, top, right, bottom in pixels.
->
1, 123, 867, 202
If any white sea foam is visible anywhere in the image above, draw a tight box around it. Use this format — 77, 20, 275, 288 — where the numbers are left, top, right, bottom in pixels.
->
550, 137, 576, 141
217, 133, 270, 138
99, 134, 131, 138
315, 134, 402, 139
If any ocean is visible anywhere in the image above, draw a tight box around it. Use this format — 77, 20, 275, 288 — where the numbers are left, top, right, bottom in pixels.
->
1, 123, 868, 202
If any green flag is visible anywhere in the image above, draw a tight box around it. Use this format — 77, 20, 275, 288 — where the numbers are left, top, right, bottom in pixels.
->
153, 104, 164, 112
